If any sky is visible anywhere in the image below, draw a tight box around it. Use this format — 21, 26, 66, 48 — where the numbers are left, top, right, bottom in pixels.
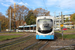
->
0, 0, 75, 17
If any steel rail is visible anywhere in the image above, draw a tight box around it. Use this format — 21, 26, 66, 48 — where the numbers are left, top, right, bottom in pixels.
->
0, 35, 34, 49
39, 41, 48, 50
24, 41, 41, 50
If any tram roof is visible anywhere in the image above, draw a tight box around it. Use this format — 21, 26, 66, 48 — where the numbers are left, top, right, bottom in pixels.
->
18, 24, 36, 28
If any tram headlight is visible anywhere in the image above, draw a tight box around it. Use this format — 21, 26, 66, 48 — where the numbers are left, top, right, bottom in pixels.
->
36, 33, 38, 35
51, 33, 54, 35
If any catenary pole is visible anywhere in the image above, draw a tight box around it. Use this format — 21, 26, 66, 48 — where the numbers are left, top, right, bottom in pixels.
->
9, 8, 11, 31
61, 12, 64, 40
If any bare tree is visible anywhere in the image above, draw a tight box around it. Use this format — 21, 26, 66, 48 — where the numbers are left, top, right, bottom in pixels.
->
33, 8, 50, 17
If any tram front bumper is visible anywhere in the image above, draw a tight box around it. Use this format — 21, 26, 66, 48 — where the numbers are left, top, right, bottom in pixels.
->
36, 35, 54, 39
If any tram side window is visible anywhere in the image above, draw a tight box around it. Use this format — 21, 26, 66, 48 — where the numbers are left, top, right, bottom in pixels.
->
31, 27, 33, 30
19, 27, 23, 30
34, 26, 36, 30
31, 27, 36, 30
25, 27, 29, 30
27, 27, 29, 30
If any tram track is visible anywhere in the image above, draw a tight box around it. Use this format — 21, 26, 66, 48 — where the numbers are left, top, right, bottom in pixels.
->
24, 41, 41, 50
0, 34, 51, 50
24, 40, 49, 50
38, 41, 48, 50
0, 35, 34, 49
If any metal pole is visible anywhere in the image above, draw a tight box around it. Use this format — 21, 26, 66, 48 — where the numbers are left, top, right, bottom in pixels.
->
10, 9, 11, 31
23, 25, 24, 32
9, 11, 10, 31
61, 12, 63, 40
54, 12, 56, 29
0, 21, 1, 32
14, 3, 16, 31
59, 13, 60, 29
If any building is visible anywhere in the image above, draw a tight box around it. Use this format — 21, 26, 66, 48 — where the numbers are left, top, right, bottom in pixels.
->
54, 15, 74, 29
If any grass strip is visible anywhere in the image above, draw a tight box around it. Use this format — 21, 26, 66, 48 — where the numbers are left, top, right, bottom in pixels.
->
0, 35, 22, 41
55, 29, 75, 33
0, 35, 33, 48
0, 32, 25, 34
0, 36, 35, 50
56, 34, 75, 39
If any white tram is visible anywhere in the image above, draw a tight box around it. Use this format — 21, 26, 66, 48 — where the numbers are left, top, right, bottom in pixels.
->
16, 25, 36, 32
36, 16, 54, 39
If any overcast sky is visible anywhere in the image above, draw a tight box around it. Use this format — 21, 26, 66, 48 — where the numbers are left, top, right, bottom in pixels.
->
0, 0, 75, 17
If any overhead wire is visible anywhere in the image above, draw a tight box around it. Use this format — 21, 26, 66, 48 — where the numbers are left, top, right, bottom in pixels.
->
21, 0, 32, 10
43, 0, 47, 10
43, 0, 48, 16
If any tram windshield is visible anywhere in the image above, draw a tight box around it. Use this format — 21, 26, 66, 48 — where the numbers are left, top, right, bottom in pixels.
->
37, 19, 53, 34
38, 19, 53, 23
